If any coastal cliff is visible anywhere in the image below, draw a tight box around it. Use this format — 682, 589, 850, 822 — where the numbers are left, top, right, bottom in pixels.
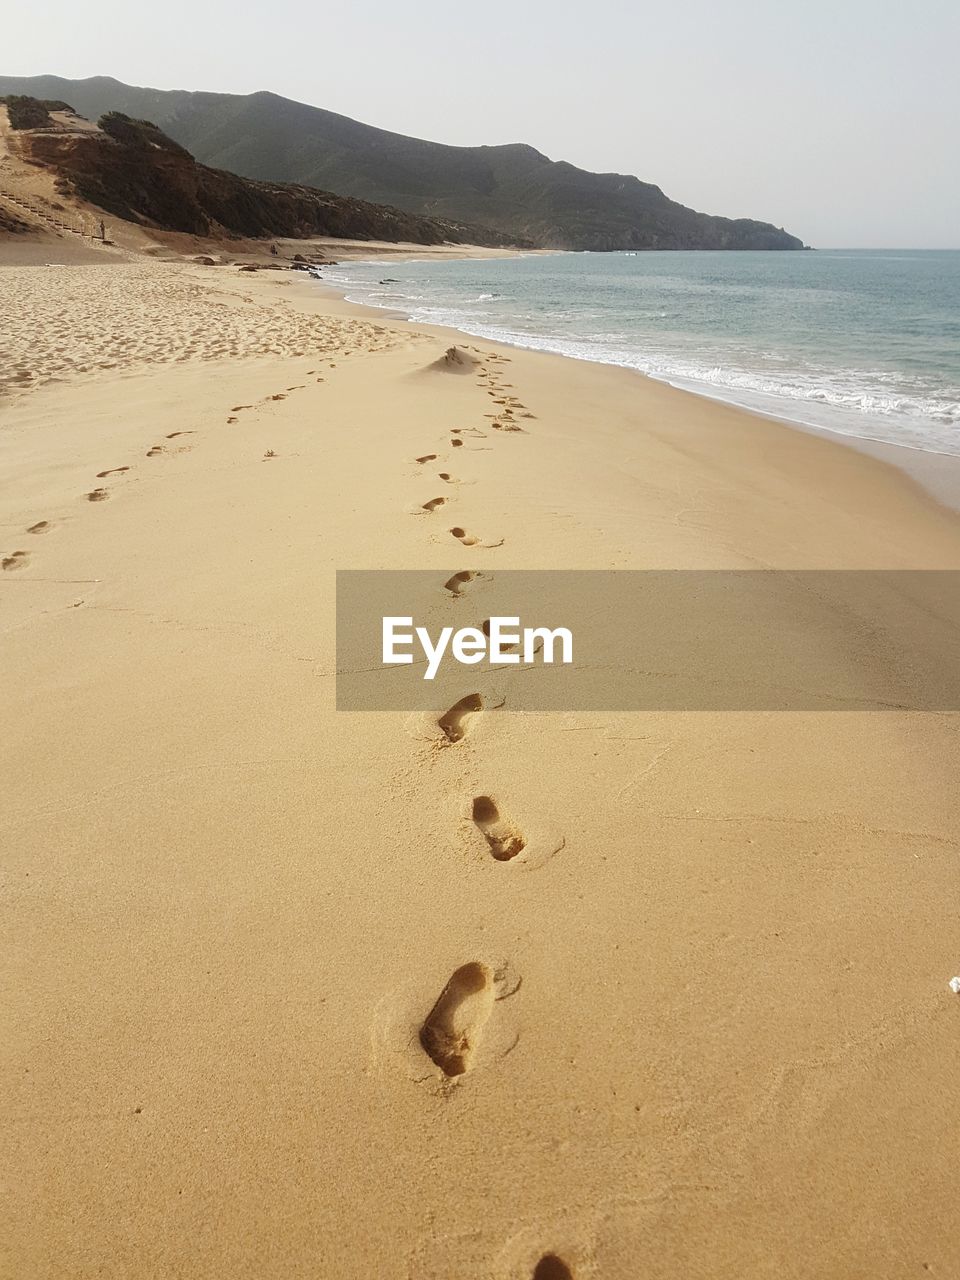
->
4, 102, 519, 247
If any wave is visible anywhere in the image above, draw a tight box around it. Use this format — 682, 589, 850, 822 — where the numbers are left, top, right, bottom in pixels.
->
317, 268, 960, 457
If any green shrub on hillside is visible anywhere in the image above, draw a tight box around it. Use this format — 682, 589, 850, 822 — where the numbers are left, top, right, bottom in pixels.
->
2, 95, 53, 129
98, 112, 191, 156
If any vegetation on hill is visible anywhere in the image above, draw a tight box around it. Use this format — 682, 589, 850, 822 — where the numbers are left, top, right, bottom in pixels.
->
0, 75, 806, 250
1, 94, 72, 130
13, 109, 515, 246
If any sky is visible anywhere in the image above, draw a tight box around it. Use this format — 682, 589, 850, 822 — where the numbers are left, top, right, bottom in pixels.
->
4, 0, 959, 248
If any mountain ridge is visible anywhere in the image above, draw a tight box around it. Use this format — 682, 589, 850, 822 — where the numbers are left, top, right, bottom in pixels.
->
0, 74, 806, 252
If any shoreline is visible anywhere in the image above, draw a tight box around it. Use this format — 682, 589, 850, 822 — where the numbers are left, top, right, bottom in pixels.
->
315, 251, 960, 511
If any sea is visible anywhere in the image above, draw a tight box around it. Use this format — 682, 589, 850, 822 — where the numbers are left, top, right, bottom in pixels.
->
323, 249, 960, 459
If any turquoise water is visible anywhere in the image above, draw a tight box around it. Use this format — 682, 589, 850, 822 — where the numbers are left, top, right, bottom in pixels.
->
324, 250, 960, 456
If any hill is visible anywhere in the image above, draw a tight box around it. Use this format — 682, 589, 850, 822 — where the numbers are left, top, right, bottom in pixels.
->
0, 100, 513, 247
0, 74, 806, 251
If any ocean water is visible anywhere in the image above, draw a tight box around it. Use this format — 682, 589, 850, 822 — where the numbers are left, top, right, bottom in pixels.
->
323, 250, 960, 457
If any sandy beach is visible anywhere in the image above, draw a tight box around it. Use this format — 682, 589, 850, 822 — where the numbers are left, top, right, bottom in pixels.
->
3, 247, 960, 1279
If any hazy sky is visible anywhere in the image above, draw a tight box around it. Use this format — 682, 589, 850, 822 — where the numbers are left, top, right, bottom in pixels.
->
5, 0, 959, 247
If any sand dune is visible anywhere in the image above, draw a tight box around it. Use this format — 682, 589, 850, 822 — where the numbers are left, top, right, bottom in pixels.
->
2, 252, 960, 1279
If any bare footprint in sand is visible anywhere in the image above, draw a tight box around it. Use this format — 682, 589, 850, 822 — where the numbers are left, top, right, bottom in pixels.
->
444, 570, 478, 597
419, 962, 495, 1078
451, 439, 464, 449
166, 431, 194, 439
450, 526, 503, 548
96, 466, 129, 478
450, 526, 478, 546
481, 619, 518, 652
533, 1257, 574, 1280
472, 796, 526, 861
415, 454, 437, 464
27, 521, 51, 534
230, 405, 252, 412
438, 472, 455, 482
146, 446, 163, 458
86, 488, 109, 502
438, 693, 484, 743
422, 497, 447, 513
2, 550, 29, 571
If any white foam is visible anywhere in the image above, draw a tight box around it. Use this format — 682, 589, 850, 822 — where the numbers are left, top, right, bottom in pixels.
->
316, 268, 960, 458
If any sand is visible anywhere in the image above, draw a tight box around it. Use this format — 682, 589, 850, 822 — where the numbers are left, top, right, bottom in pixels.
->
2, 249, 960, 1280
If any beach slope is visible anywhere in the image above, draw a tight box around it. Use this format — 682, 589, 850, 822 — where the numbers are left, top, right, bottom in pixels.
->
2, 254, 959, 1279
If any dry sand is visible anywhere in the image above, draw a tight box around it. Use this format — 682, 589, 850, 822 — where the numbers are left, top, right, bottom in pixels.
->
2, 249, 960, 1280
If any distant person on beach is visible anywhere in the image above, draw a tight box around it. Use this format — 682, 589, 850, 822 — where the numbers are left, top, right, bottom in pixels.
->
99, 219, 106, 241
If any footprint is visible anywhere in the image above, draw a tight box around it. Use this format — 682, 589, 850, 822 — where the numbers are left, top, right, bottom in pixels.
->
2, 550, 29, 571
450, 527, 503, 548
472, 796, 525, 861
86, 489, 109, 502
422, 497, 447, 513
481, 619, 517, 652
438, 473, 454, 482
230, 405, 252, 412
451, 439, 464, 449
146, 446, 163, 457
26, 521, 51, 534
165, 431, 193, 439
415, 454, 437, 464
226, 416, 239, 424
268, 393, 286, 401
444, 570, 476, 597
438, 693, 484, 743
533, 1258, 574, 1280
96, 466, 129, 478
419, 962, 494, 1078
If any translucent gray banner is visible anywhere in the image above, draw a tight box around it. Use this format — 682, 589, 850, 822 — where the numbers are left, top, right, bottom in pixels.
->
336, 570, 960, 711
